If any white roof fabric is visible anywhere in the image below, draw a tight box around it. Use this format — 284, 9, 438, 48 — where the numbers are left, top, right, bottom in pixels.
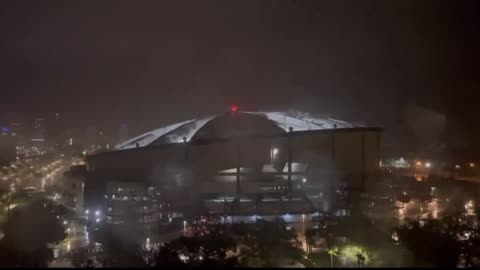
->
114, 111, 365, 151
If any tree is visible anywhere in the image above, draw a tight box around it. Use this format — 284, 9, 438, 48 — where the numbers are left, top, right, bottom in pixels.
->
153, 243, 185, 267
0, 198, 66, 267
327, 246, 339, 268
305, 228, 317, 254
71, 246, 95, 268
95, 226, 147, 268
167, 223, 237, 266
236, 218, 304, 267
397, 220, 460, 267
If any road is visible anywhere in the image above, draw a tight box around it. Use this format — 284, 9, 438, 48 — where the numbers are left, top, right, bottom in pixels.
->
0, 154, 83, 268
50, 219, 91, 267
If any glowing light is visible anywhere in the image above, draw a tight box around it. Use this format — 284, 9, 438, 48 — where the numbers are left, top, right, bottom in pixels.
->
96, 218, 100, 223
392, 231, 399, 242
302, 178, 307, 183
179, 254, 188, 262
63, 220, 68, 225
425, 162, 431, 168
95, 210, 100, 216
341, 245, 373, 265
231, 105, 239, 112
470, 163, 475, 168
455, 165, 461, 169
416, 161, 422, 167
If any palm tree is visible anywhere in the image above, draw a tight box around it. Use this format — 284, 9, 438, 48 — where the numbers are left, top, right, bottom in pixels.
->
327, 247, 340, 268
305, 228, 318, 254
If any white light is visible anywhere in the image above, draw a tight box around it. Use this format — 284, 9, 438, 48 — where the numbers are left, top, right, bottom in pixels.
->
470, 163, 475, 168
96, 218, 100, 223
271, 147, 279, 161
425, 162, 431, 168
455, 165, 461, 169
95, 210, 100, 216
302, 178, 307, 183
63, 220, 68, 225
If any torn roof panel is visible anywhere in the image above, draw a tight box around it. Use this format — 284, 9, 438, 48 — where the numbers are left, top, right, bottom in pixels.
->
113, 111, 367, 151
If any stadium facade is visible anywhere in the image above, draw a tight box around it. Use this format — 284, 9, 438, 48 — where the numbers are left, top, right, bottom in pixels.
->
84, 110, 381, 238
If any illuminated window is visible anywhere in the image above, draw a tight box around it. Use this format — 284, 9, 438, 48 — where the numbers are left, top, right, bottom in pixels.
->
270, 147, 279, 163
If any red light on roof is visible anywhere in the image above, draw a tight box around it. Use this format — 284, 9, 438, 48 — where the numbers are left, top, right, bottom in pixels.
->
231, 105, 239, 112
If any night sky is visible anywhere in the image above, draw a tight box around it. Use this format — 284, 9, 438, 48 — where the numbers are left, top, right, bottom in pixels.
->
1, 0, 479, 158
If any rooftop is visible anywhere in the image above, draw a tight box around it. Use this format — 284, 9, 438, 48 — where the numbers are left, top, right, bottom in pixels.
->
114, 111, 366, 151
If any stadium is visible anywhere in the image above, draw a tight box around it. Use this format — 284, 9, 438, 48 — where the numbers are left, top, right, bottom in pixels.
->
85, 109, 381, 236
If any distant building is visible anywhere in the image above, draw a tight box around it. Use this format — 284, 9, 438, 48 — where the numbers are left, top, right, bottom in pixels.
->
7, 122, 23, 137
47, 112, 68, 147
32, 117, 46, 145
85, 110, 382, 241
0, 132, 17, 166
63, 165, 87, 216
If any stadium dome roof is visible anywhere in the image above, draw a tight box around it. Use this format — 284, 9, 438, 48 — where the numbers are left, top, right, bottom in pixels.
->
113, 111, 366, 151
